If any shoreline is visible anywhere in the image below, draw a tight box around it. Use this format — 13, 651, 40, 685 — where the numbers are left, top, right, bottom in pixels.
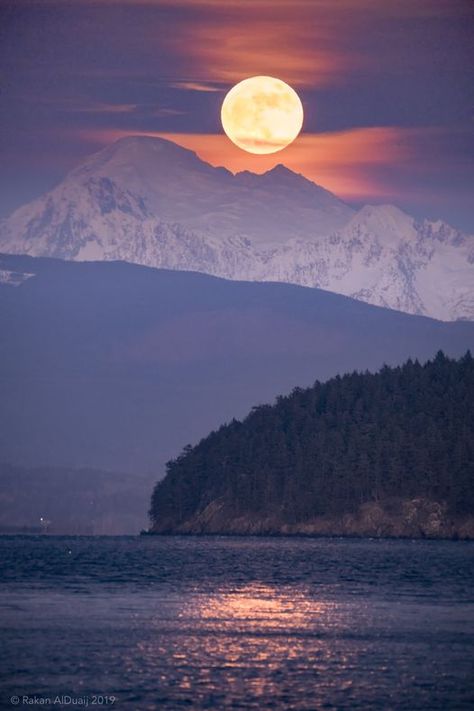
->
141, 529, 474, 541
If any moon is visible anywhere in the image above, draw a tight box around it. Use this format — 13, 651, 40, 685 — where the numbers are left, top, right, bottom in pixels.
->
221, 76, 304, 155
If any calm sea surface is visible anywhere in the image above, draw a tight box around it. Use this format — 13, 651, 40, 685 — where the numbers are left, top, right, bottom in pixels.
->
0, 536, 473, 710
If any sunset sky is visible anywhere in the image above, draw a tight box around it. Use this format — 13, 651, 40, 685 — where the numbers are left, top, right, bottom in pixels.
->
1, 0, 473, 229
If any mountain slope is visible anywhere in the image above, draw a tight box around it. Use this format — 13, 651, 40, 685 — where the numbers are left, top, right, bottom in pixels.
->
0, 136, 353, 252
149, 353, 474, 538
2, 136, 473, 321
1, 253, 474, 479
271, 205, 474, 321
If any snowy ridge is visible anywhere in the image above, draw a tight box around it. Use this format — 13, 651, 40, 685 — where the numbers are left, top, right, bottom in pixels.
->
1, 136, 473, 321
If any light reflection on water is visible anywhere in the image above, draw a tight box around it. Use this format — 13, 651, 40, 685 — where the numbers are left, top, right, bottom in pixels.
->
124, 582, 472, 710
132, 585, 360, 710
184, 582, 327, 628
1, 537, 473, 710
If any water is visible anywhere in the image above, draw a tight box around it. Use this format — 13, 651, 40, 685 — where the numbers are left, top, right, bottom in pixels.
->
1, 536, 473, 710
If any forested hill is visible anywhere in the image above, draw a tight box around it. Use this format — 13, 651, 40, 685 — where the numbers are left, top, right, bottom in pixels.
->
149, 352, 474, 538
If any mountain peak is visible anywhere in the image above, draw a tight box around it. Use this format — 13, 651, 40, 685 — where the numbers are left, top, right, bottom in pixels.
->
346, 204, 415, 240
110, 134, 199, 159
67, 136, 353, 243
357, 204, 412, 221
263, 163, 317, 185
0, 131, 473, 321
235, 162, 332, 200
265, 163, 293, 176
72, 134, 204, 177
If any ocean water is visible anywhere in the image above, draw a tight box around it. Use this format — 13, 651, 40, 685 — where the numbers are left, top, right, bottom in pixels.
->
0, 536, 473, 710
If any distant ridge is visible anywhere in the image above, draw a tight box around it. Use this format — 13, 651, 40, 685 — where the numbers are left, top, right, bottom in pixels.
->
0, 462, 150, 535
1, 253, 474, 479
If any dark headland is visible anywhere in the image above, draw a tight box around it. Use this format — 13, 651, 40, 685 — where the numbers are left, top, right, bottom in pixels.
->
148, 353, 474, 539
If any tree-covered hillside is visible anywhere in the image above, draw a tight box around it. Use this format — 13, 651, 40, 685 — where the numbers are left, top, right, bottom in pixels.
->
149, 352, 474, 537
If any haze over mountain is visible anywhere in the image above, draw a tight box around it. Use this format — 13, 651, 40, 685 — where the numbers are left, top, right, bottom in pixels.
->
1, 136, 473, 322
2, 252, 474, 474
0, 463, 149, 535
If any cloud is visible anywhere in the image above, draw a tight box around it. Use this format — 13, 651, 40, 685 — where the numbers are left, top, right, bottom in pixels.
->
1, 0, 472, 228
169, 81, 223, 93
160, 6, 356, 88
157, 128, 414, 200
55, 99, 138, 114
10, 94, 185, 118
77, 0, 471, 15
75, 126, 419, 201
73, 124, 473, 221
55, 0, 471, 90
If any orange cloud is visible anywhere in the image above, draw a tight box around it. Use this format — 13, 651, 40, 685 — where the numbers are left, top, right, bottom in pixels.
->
162, 129, 414, 200
150, 2, 363, 89
79, 127, 420, 201
115, 0, 460, 89
90, 0, 464, 16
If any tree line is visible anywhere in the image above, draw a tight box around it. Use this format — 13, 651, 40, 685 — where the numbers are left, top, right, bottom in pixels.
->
150, 352, 474, 528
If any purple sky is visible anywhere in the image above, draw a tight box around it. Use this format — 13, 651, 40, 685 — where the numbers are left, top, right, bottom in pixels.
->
1, 0, 473, 229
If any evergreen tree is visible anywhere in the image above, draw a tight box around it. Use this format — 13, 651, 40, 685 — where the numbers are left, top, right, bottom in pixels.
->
149, 353, 474, 529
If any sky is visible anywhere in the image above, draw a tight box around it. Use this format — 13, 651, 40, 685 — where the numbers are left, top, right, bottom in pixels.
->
0, 0, 473, 230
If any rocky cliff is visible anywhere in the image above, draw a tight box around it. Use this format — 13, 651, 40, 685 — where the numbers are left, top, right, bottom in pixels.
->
150, 497, 474, 540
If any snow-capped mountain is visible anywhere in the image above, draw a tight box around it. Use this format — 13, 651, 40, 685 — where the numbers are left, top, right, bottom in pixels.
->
1, 136, 351, 253
1, 135, 473, 321
264, 206, 474, 321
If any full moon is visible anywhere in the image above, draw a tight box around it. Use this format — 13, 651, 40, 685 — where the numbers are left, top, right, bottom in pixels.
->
221, 76, 304, 155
